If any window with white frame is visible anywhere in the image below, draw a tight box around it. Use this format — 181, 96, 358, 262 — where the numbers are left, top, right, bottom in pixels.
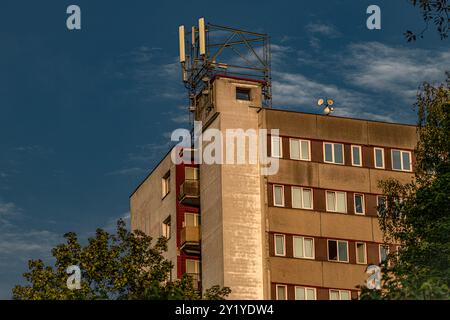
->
290, 138, 311, 161
379, 245, 389, 263
184, 212, 200, 227
391, 150, 412, 172
377, 196, 387, 215
329, 289, 351, 300
295, 286, 316, 300
186, 259, 200, 278
354, 193, 365, 215
351, 145, 362, 166
293, 236, 314, 259
271, 136, 282, 158
356, 242, 367, 264
273, 185, 284, 207
162, 216, 171, 239
326, 191, 347, 213
274, 234, 285, 256
328, 239, 349, 262
161, 171, 170, 198
324, 142, 344, 164
276, 285, 287, 300
374, 148, 385, 169
291, 187, 313, 209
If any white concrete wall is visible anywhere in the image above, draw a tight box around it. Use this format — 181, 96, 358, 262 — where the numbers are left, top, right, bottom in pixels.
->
200, 77, 265, 299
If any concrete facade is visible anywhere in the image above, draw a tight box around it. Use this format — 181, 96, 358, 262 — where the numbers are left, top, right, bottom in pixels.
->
130, 75, 417, 300
130, 152, 179, 277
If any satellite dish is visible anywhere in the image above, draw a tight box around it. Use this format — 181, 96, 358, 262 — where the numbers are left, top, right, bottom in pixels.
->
317, 98, 324, 106
324, 106, 334, 115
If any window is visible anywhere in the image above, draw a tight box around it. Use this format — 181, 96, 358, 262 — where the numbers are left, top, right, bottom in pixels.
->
379, 245, 389, 263
274, 234, 285, 256
236, 87, 251, 101
185, 259, 200, 286
377, 196, 387, 215
295, 286, 316, 300
276, 285, 287, 300
391, 150, 412, 172
271, 136, 282, 158
162, 171, 170, 198
324, 142, 344, 164
185, 167, 199, 180
184, 212, 200, 227
328, 240, 349, 262
162, 216, 171, 239
351, 145, 362, 166
374, 148, 385, 169
273, 185, 284, 207
356, 242, 367, 264
354, 194, 365, 215
329, 290, 351, 300
326, 191, 347, 213
293, 236, 314, 259
186, 259, 200, 276
291, 187, 313, 209
290, 139, 311, 161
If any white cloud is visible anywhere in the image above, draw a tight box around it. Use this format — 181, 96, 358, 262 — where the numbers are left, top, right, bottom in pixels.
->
105, 167, 148, 176
112, 47, 185, 103
0, 201, 21, 225
272, 71, 395, 122
341, 42, 450, 102
0, 201, 17, 215
305, 22, 342, 38
171, 114, 190, 124
271, 41, 449, 123
103, 211, 131, 233
13, 145, 53, 156
0, 230, 59, 255
0, 201, 60, 258
127, 141, 173, 163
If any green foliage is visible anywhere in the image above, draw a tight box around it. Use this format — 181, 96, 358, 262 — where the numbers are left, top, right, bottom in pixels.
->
12, 220, 231, 300
360, 73, 450, 300
203, 285, 232, 300
405, 0, 449, 41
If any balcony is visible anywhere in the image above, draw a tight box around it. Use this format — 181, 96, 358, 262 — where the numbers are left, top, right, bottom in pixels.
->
181, 226, 201, 254
179, 179, 200, 206
185, 273, 202, 291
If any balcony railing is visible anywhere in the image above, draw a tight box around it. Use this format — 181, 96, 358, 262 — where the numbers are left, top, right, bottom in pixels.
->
179, 179, 200, 206
185, 273, 202, 291
181, 226, 201, 254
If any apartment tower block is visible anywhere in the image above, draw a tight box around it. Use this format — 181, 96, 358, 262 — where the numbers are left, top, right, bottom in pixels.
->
130, 75, 417, 300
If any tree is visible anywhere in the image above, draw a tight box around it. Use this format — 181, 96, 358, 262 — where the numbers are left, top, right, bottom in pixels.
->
12, 219, 230, 300
405, 0, 449, 41
360, 73, 450, 299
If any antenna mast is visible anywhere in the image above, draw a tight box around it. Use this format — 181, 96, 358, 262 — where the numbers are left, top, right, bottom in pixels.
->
178, 18, 272, 114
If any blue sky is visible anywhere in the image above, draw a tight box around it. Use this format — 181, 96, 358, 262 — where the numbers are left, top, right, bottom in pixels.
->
0, 0, 448, 299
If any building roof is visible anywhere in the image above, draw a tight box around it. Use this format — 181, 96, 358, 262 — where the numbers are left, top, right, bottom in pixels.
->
263, 107, 417, 128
